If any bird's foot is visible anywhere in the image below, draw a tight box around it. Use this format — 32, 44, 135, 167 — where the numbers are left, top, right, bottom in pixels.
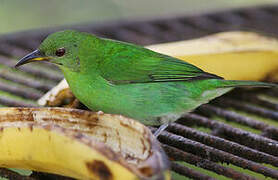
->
153, 123, 169, 137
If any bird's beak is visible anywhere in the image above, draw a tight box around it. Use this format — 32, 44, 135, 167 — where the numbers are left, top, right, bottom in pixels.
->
15, 49, 51, 67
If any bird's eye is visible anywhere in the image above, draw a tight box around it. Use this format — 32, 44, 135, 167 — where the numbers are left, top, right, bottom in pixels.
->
55, 48, 66, 57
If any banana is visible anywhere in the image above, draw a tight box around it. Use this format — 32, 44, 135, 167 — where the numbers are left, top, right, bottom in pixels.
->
0, 107, 170, 179
37, 79, 76, 107
147, 31, 278, 81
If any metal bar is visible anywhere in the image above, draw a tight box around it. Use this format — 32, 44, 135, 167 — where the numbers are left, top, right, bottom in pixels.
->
167, 123, 278, 167
265, 89, 278, 98
198, 104, 269, 130
123, 23, 161, 39
0, 81, 43, 100
30, 171, 74, 180
155, 129, 278, 179
2, 33, 46, 51
0, 42, 61, 71
0, 56, 63, 82
0, 168, 35, 180
263, 127, 278, 141
214, 98, 278, 121
0, 42, 30, 58
163, 145, 257, 180
145, 21, 183, 42
0, 96, 37, 107
112, 28, 157, 45
181, 113, 278, 157
207, 12, 246, 25
0, 70, 54, 92
228, 91, 278, 111
198, 103, 278, 140
170, 161, 215, 180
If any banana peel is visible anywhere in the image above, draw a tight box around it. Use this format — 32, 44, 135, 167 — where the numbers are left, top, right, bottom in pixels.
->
147, 31, 278, 81
38, 79, 79, 108
38, 79, 77, 108
0, 107, 170, 180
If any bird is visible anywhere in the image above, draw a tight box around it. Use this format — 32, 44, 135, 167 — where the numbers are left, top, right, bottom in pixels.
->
15, 30, 277, 136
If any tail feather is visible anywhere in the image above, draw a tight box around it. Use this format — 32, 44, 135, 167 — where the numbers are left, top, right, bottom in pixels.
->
219, 80, 277, 88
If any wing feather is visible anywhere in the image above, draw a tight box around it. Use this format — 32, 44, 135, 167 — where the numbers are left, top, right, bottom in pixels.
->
98, 39, 222, 85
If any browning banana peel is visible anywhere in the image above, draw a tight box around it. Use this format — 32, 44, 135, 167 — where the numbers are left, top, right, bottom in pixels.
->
147, 31, 278, 81
38, 79, 78, 108
0, 107, 170, 179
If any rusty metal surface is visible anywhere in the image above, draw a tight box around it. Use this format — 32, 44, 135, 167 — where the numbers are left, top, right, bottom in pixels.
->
0, 5, 278, 180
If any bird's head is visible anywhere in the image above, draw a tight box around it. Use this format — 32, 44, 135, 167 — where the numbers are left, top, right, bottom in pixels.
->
15, 30, 88, 72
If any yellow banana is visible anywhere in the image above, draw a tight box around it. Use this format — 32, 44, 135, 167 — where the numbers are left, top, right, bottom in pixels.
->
0, 107, 170, 179
147, 31, 278, 81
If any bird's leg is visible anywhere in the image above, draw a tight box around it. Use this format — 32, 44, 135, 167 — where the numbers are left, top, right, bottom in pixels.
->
153, 123, 169, 137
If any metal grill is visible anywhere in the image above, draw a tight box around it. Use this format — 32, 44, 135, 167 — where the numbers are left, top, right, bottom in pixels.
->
0, 5, 278, 180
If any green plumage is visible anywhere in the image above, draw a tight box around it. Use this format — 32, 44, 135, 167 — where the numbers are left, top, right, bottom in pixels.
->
17, 30, 277, 126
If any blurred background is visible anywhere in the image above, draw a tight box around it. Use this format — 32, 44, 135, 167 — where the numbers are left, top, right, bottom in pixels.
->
1, 0, 278, 34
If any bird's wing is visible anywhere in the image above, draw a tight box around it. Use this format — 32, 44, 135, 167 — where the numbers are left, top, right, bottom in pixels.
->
99, 41, 222, 85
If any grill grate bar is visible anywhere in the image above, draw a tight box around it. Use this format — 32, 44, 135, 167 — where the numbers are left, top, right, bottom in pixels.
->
8, 40, 41, 51
110, 28, 158, 45
0, 168, 35, 180
167, 122, 278, 167
198, 104, 269, 130
123, 23, 162, 40
263, 127, 278, 141
146, 21, 184, 43
30, 171, 74, 180
2, 33, 46, 51
156, 129, 278, 179
198, 103, 278, 141
170, 161, 215, 180
214, 98, 278, 121
182, 16, 219, 33
207, 12, 246, 25
0, 41, 61, 71
0, 81, 43, 100
0, 69, 55, 92
265, 89, 278, 98
0, 56, 63, 82
163, 144, 257, 180
228, 90, 278, 111
181, 113, 278, 157
0, 96, 36, 107
0, 42, 30, 58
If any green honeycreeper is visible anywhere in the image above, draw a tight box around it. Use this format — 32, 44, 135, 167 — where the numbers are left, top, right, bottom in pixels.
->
16, 30, 277, 136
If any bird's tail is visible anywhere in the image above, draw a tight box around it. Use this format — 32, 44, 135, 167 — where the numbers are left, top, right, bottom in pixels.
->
218, 80, 277, 88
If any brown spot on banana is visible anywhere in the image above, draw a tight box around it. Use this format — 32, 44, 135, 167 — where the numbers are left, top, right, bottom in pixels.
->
86, 160, 113, 180
28, 124, 33, 132
139, 166, 153, 177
